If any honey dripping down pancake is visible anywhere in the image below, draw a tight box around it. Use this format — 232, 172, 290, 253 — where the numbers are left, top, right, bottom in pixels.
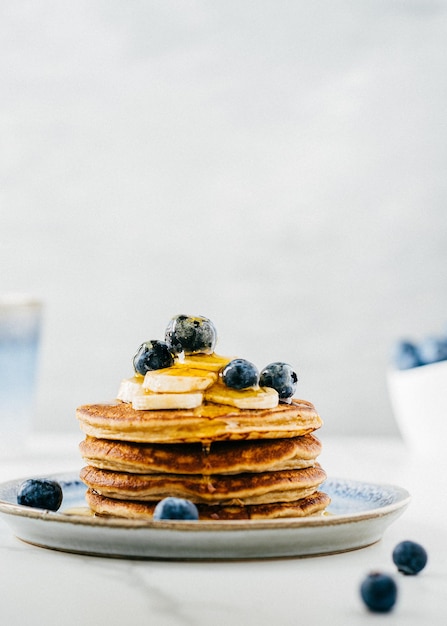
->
77, 314, 331, 520
79, 434, 322, 474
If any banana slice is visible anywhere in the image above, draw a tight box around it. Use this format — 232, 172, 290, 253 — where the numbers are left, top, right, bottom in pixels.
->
180, 353, 233, 372
143, 365, 217, 393
132, 388, 203, 410
117, 376, 143, 403
117, 376, 203, 409
204, 383, 279, 409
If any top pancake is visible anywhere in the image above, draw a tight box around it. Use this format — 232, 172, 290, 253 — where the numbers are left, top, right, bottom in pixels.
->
76, 399, 322, 444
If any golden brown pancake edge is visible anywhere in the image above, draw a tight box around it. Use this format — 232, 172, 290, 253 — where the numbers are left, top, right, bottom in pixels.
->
80, 464, 327, 505
86, 489, 331, 520
79, 434, 322, 475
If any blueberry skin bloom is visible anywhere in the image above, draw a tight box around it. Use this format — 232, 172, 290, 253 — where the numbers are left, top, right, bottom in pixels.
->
133, 340, 174, 375
360, 572, 398, 613
153, 497, 199, 521
17, 479, 63, 511
165, 314, 217, 355
392, 540, 428, 575
221, 359, 259, 390
259, 362, 298, 399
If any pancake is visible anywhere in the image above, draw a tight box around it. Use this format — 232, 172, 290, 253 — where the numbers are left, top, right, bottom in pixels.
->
76, 398, 322, 444
80, 464, 326, 505
79, 434, 322, 475
85, 489, 331, 520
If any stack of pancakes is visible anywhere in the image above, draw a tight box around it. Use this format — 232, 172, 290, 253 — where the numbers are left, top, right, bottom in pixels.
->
77, 399, 330, 520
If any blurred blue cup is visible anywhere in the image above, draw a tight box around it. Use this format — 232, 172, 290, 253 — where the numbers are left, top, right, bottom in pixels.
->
0, 294, 43, 451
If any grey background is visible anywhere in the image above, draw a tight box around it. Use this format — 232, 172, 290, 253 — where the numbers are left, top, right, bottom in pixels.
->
1, 1, 447, 437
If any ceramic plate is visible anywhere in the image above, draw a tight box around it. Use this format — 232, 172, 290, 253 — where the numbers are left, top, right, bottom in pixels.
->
0, 473, 410, 560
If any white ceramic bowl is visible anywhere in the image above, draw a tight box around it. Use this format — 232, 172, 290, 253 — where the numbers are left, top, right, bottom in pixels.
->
387, 359, 447, 453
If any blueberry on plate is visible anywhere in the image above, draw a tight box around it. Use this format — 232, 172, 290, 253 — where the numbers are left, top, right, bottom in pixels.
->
360, 572, 398, 613
153, 497, 199, 521
392, 340, 422, 370
133, 340, 174, 375
165, 315, 217, 355
259, 362, 297, 400
17, 478, 63, 511
392, 540, 428, 575
221, 358, 259, 390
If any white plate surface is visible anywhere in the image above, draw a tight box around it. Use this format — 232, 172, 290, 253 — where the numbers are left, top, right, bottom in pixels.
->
0, 473, 410, 560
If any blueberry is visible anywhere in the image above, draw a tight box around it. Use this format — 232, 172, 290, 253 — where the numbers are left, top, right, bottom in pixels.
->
153, 497, 199, 521
165, 315, 217, 355
392, 340, 422, 370
360, 572, 398, 613
392, 540, 428, 575
418, 336, 447, 365
259, 362, 297, 400
221, 359, 258, 390
133, 340, 174, 375
17, 478, 63, 511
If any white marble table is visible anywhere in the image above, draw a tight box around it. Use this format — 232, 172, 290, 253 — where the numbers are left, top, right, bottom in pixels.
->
0, 433, 445, 626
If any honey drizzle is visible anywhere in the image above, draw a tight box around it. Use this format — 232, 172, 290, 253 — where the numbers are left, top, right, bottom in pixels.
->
201, 441, 212, 474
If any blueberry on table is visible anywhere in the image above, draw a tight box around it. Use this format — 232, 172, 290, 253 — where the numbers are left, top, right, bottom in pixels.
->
392, 540, 428, 575
259, 362, 297, 400
153, 497, 199, 521
221, 359, 259, 390
165, 315, 217, 355
17, 479, 63, 511
392, 340, 422, 370
133, 340, 174, 375
360, 572, 398, 613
